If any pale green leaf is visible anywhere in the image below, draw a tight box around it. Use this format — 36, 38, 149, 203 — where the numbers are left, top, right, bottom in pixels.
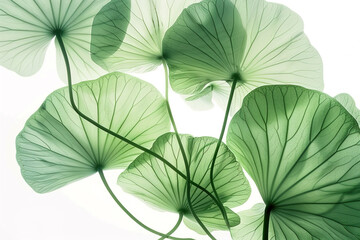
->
183, 206, 240, 235
90, 0, 131, 65
16, 72, 170, 193
233, 203, 360, 240
185, 85, 213, 101
0, 0, 108, 82
227, 85, 360, 239
231, 204, 275, 240
90, 0, 200, 72
118, 133, 250, 232
335, 93, 360, 126
163, 0, 323, 112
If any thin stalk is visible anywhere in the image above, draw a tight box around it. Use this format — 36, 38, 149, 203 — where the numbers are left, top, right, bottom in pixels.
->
55, 33, 219, 211
209, 78, 238, 230
162, 60, 215, 240
263, 205, 272, 240
159, 213, 184, 240
98, 170, 192, 240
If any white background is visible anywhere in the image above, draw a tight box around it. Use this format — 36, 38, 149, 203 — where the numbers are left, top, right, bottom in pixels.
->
1, 0, 360, 239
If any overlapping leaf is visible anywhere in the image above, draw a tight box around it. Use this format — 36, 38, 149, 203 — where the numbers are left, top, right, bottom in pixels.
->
335, 93, 360, 126
182, 206, 240, 235
163, 0, 323, 113
0, 0, 108, 81
16, 72, 170, 193
231, 204, 275, 240
91, 0, 200, 72
118, 133, 250, 232
227, 85, 360, 239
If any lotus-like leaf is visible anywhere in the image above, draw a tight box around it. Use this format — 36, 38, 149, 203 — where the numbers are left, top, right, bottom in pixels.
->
118, 133, 250, 232
16, 72, 170, 193
163, 0, 323, 113
227, 85, 360, 239
0, 0, 109, 81
91, 0, 200, 72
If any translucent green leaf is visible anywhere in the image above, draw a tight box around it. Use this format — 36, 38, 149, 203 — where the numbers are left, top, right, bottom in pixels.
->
183, 206, 240, 235
227, 85, 360, 239
231, 204, 275, 240
186, 81, 235, 111
0, 0, 108, 81
335, 93, 360, 126
185, 85, 213, 101
90, 0, 131, 66
118, 133, 250, 232
163, 0, 246, 93
16, 72, 170, 193
163, 0, 323, 111
90, 0, 200, 72
233, 203, 360, 240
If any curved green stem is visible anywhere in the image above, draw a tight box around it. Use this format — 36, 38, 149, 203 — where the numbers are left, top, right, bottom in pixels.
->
209, 78, 238, 230
159, 213, 184, 240
98, 170, 192, 240
263, 205, 272, 240
162, 60, 215, 240
55, 34, 219, 213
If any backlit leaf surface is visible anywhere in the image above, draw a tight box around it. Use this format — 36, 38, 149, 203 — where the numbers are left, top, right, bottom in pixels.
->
335, 93, 360, 126
118, 133, 250, 232
163, 0, 323, 112
0, 0, 108, 81
231, 204, 275, 240
16, 72, 170, 193
91, 0, 200, 72
227, 85, 360, 239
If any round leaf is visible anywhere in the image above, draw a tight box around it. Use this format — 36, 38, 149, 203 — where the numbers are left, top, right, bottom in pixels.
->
0, 0, 108, 81
16, 72, 170, 193
90, 0, 201, 72
163, 0, 323, 112
227, 85, 360, 239
118, 133, 250, 232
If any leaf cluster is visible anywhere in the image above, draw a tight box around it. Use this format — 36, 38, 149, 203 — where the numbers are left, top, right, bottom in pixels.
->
1, 0, 359, 239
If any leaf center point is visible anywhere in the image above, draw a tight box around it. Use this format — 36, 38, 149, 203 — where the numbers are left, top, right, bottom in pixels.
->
52, 28, 64, 37
231, 72, 242, 82
95, 164, 104, 172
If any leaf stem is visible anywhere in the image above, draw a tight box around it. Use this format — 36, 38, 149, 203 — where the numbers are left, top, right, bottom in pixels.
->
98, 170, 192, 240
158, 213, 184, 240
209, 77, 238, 229
55, 33, 219, 213
263, 205, 272, 240
162, 60, 216, 240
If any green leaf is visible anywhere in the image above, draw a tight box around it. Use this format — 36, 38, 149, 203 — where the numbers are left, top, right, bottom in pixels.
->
335, 93, 360, 126
231, 204, 275, 240
0, 0, 108, 81
90, 0, 200, 72
163, 0, 323, 111
185, 81, 235, 112
183, 206, 240, 235
16, 72, 170, 193
163, 0, 246, 93
227, 85, 360, 239
90, 0, 131, 66
118, 133, 250, 232
185, 85, 213, 101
